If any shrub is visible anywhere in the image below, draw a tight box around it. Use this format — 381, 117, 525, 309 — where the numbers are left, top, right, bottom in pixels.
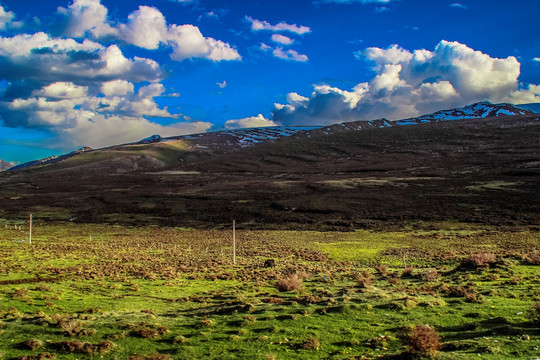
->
374, 264, 389, 277
402, 325, 441, 357
302, 336, 321, 350
23, 339, 44, 350
463, 253, 497, 268
24, 353, 57, 360
523, 251, 540, 265
420, 270, 439, 282
263, 297, 284, 304
276, 274, 303, 292
52, 340, 114, 354
172, 335, 189, 344
135, 327, 161, 339
401, 267, 415, 278
356, 270, 372, 288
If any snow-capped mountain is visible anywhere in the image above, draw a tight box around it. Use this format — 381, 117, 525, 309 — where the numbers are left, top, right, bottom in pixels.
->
395, 101, 532, 125
7, 101, 538, 171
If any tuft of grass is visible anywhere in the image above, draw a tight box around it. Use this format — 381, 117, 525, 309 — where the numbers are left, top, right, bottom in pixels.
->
302, 336, 321, 350
523, 251, 540, 265
23, 339, 44, 350
276, 274, 303, 292
356, 270, 372, 288
402, 325, 441, 357
463, 253, 497, 268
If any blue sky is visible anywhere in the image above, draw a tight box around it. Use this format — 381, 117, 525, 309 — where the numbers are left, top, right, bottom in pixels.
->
0, 0, 539, 164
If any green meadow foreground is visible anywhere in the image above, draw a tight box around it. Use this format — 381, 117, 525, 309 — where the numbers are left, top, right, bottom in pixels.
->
0, 221, 539, 359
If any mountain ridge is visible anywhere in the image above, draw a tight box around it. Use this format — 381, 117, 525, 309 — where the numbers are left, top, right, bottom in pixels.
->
6, 101, 536, 171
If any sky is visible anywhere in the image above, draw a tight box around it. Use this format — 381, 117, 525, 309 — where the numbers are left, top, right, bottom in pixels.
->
0, 0, 539, 164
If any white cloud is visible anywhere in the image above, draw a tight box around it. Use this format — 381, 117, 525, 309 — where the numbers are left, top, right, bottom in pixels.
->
101, 80, 135, 96
533, 57, 540, 62
450, 3, 467, 9
271, 34, 294, 45
118, 6, 168, 50
0, 5, 15, 31
0, 33, 163, 83
272, 47, 309, 62
225, 114, 277, 129
33, 82, 88, 99
58, 1, 240, 62
216, 80, 227, 89
272, 40, 540, 125
168, 24, 241, 61
58, 0, 117, 38
245, 16, 311, 35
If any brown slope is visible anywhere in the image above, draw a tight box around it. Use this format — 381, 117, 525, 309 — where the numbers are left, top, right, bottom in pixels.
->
0, 115, 538, 230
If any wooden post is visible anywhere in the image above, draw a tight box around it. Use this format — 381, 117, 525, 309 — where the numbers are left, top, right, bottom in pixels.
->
29, 214, 33, 245
233, 220, 236, 265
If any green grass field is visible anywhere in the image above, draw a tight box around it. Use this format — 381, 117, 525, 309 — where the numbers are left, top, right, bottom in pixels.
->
0, 221, 538, 359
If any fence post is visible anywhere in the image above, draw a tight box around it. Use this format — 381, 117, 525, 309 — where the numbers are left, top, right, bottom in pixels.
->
29, 214, 33, 245
233, 220, 236, 265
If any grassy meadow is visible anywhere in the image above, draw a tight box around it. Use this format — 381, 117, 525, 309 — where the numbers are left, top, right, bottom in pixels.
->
0, 220, 539, 359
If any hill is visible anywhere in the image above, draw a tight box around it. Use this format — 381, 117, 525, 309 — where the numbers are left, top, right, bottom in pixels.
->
0, 111, 538, 230
0, 159, 12, 171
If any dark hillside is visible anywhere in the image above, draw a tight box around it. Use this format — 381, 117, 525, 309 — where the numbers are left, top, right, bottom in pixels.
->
0, 115, 538, 230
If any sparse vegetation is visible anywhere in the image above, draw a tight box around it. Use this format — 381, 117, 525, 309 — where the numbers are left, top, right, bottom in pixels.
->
0, 222, 538, 359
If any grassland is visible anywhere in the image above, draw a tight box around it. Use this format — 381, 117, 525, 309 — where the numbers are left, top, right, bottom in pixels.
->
0, 220, 538, 359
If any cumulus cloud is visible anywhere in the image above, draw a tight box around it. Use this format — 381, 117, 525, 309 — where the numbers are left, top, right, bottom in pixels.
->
58, 1, 240, 62
0, 33, 163, 84
0, 31, 211, 150
58, 0, 117, 38
216, 80, 227, 89
271, 34, 294, 45
0, 5, 15, 31
168, 24, 241, 61
271, 40, 540, 125
224, 114, 277, 129
245, 16, 311, 35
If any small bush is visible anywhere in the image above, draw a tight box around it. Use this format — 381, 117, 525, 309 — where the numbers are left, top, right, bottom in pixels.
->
374, 264, 389, 277
402, 325, 441, 357
420, 270, 439, 282
23, 339, 44, 350
302, 336, 321, 350
523, 251, 540, 265
172, 335, 189, 344
463, 253, 497, 268
135, 327, 161, 339
356, 270, 372, 288
263, 297, 284, 304
23, 353, 57, 360
401, 267, 415, 278
276, 274, 303, 292
52, 340, 114, 354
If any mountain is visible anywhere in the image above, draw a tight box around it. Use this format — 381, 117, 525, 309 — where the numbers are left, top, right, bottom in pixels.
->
9, 146, 93, 171
0, 159, 12, 171
0, 105, 538, 230
515, 103, 540, 114
132, 102, 534, 151
395, 101, 532, 125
